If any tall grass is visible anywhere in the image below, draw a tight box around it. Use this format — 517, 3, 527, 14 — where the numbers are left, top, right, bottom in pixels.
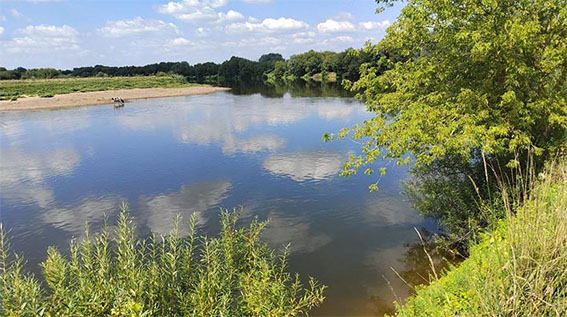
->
392, 158, 567, 315
0, 207, 326, 316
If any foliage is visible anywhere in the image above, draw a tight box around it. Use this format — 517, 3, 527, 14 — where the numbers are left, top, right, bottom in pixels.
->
0, 67, 62, 80
402, 155, 504, 249
0, 207, 326, 316
329, 0, 567, 183
1, 49, 377, 88
259, 53, 285, 63
0, 76, 199, 100
392, 159, 567, 316
218, 56, 273, 85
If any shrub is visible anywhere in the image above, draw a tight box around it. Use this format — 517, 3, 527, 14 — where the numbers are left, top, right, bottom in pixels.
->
0, 207, 326, 316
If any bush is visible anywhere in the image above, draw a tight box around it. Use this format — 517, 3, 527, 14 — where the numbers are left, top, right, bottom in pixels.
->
0, 207, 326, 316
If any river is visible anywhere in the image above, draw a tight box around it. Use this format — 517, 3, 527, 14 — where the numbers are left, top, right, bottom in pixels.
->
0, 84, 438, 316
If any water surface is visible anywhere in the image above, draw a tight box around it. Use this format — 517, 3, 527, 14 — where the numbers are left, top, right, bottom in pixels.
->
0, 86, 436, 316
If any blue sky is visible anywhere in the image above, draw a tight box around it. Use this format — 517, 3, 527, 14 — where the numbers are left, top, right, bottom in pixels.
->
0, 0, 402, 69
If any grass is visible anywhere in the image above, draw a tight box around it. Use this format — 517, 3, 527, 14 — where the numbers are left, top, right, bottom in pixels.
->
0, 75, 201, 100
391, 158, 567, 316
0, 207, 326, 316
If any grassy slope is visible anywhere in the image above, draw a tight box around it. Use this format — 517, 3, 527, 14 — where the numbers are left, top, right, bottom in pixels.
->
394, 160, 567, 316
0, 76, 201, 100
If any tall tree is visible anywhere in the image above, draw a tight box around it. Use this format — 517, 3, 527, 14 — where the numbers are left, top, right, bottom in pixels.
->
330, 0, 567, 191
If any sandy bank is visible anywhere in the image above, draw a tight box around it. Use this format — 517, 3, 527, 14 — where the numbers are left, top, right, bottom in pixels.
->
0, 86, 230, 111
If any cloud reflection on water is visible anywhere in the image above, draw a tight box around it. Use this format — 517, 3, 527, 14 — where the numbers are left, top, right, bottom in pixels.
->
0, 147, 81, 208
118, 93, 365, 155
138, 180, 232, 235
261, 212, 332, 254
41, 196, 123, 236
263, 151, 347, 182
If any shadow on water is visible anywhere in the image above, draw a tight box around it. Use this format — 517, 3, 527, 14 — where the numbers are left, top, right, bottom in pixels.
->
368, 229, 464, 316
227, 80, 355, 98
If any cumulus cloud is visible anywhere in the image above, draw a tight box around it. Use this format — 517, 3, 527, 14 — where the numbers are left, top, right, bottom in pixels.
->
156, 0, 239, 23
359, 20, 391, 30
0, 26, 4, 35
226, 17, 308, 33
5, 24, 79, 53
217, 10, 244, 22
317, 19, 355, 33
98, 17, 178, 37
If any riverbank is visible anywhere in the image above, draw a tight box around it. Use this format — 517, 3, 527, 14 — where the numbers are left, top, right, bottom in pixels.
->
0, 86, 230, 111
392, 159, 567, 316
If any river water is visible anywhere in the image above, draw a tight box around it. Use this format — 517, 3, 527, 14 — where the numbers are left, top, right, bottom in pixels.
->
0, 85, 438, 315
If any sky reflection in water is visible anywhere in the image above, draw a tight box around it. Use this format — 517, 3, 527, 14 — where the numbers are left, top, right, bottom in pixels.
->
0, 89, 437, 316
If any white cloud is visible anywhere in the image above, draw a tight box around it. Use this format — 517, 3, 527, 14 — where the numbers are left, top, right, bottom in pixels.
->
334, 35, 354, 42
359, 20, 391, 30
98, 17, 178, 37
242, 0, 275, 3
292, 31, 315, 38
317, 19, 355, 33
217, 10, 244, 22
226, 17, 308, 33
20, 24, 77, 37
291, 31, 316, 44
0, 27, 4, 35
332, 12, 354, 21
157, 0, 233, 23
292, 38, 312, 44
170, 37, 192, 45
157, 0, 227, 13
5, 24, 79, 53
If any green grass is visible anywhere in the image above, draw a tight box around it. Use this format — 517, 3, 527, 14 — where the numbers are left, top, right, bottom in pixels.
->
0, 75, 201, 100
392, 159, 567, 316
0, 207, 326, 316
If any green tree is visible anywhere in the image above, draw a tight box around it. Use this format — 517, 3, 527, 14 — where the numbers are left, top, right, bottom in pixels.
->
331, 0, 567, 188
259, 53, 284, 63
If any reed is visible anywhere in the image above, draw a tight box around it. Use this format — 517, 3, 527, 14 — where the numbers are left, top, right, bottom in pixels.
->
393, 158, 567, 315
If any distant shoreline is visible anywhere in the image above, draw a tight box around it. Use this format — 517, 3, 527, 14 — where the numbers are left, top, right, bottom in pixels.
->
0, 86, 230, 111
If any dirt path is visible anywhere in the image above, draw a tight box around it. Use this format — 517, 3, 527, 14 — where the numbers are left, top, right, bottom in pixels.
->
0, 86, 230, 111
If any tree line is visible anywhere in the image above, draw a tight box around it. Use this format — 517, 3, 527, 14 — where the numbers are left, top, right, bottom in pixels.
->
0, 48, 393, 86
